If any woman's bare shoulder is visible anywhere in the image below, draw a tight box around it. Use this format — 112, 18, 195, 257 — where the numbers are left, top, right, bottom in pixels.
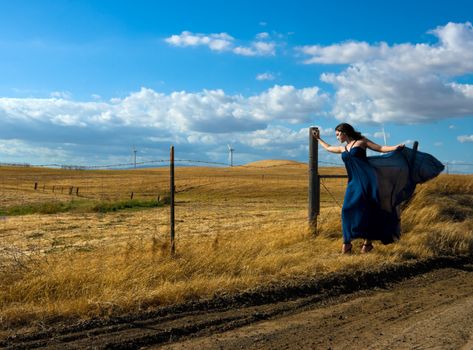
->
357, 137, 369, 147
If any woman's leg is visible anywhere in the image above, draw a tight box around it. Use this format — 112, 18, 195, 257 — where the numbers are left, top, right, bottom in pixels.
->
341, 205, 354, 254
341, 221, 352, 254
342, 243, 352, 254
361, 239, 374, 253
342, 240, 352, 254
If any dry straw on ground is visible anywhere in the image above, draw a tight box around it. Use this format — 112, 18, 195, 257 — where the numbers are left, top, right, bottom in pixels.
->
0, 163, 471, 336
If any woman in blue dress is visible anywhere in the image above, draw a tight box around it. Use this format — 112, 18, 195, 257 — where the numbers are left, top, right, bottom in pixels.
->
313, 123, 404, 254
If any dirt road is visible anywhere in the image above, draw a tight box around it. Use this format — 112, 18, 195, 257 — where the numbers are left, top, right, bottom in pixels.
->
2, 257, 473, 349
159, 265, 473, 350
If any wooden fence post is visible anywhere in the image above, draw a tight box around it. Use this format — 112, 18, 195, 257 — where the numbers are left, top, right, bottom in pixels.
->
412, 141, 419, 160
409, 141, 419, 173
170, 145, 175, 256
308, 127, 320, 234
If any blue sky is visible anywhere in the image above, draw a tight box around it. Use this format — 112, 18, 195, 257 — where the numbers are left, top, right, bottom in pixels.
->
0, 0, 472, 172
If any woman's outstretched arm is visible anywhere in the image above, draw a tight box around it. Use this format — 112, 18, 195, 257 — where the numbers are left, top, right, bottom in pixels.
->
365, 138, 404, 153
312, 128, 343, 154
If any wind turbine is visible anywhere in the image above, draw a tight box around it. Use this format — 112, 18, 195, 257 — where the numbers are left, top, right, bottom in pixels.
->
381, 125, 387, 146
133, 145, 137, 168
227, 144, 234, 167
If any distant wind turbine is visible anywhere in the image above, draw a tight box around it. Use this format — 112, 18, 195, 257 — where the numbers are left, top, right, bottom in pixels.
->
227, 144, 234, 167
381, 125, 387, 146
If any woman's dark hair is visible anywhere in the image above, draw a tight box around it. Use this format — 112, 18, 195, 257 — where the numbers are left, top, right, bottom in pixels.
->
335, 123, 363, 140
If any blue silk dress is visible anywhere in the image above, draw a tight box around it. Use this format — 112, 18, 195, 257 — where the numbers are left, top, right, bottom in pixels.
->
341, 145, 444, 244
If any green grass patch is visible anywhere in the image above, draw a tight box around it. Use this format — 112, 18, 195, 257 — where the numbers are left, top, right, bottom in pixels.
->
0, 201, 77, 216
92, 199, 164, 213
0, 199, 164, 216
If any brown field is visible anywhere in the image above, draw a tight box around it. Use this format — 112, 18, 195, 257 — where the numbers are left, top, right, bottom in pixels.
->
0, 162, 472, 339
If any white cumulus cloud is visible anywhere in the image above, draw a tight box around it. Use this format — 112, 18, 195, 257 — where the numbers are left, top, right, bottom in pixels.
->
238, 126, 309, 159
248, 85, 328, 123
0, 86, 328, 165
165, 31, 234, 52
165, 31, 277, 56
0, 85, 327, 160
457, 134, 473, 143
50, 91, 72, 99
303, 22, 473, 124
256, 32, 270, 40
298, 41, 388, 64
256, 72, 276, 81
232, 41, 276, 56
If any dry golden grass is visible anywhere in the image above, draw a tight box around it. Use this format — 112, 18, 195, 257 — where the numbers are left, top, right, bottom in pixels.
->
0, 164, 472, 335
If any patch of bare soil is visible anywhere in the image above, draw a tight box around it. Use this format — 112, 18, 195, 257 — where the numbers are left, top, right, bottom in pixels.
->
160, 264, 473, 350
2, 257, 472, 350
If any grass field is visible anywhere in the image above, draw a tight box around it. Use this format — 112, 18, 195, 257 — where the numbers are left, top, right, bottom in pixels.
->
0, 162, 472, 337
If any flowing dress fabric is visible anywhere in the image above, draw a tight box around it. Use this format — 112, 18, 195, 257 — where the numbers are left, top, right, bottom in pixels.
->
341, 146, 444, 244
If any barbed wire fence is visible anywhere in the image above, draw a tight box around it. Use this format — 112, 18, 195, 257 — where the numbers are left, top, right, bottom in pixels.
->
0, 143, 471, 261
0, 153, 344, 263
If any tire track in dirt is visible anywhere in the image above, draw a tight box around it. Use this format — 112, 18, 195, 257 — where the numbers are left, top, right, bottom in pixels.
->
159, 265, 473, 349
1, 256, 471, 350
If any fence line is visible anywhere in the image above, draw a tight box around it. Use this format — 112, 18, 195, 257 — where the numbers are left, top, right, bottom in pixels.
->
1, 145, 471, 258
1, 157, 472, 173
0, 158, 344, 171
3, 153, 470, 210
1, 152, 469, 212
0, 160, 329, 226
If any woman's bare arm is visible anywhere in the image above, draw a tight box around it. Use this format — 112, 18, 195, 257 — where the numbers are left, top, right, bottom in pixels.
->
365, 138, 404, 153
312, 128, 344, 154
